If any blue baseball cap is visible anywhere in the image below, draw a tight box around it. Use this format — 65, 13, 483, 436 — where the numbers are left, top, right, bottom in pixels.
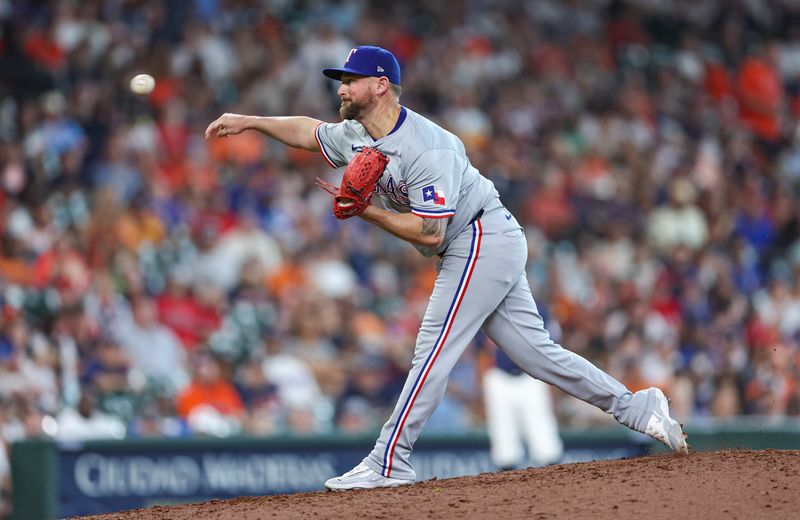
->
323, 46, 401, 86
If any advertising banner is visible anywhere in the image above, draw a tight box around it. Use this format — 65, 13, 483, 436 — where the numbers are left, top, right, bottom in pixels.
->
53, 435, 646, 517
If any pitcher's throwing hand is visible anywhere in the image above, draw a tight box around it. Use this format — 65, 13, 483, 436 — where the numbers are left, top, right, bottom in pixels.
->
205, 113, 250, 139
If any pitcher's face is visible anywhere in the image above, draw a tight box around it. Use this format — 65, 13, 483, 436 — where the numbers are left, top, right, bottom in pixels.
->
338, 74, 378, 120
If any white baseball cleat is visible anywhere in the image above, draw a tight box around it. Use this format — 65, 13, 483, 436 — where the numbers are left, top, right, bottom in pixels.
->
325, 462, 414, 491
644, 388, 689, 454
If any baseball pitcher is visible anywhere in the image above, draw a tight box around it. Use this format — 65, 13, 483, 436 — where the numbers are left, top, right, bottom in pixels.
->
205, 45, 688, 490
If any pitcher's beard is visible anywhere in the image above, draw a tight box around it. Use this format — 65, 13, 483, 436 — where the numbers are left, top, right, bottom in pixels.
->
340, 99, 366, 120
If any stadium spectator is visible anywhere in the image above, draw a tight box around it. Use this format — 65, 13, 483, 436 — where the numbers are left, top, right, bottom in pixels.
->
55, 390, 126, 440
111, 294, 188, 392
176, 351, 244, 436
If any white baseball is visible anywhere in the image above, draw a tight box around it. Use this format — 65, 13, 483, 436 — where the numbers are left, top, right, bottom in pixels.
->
129, 74, 155, 95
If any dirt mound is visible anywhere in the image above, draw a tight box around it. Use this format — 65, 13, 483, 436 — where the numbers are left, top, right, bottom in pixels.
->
78, 450, 800, 520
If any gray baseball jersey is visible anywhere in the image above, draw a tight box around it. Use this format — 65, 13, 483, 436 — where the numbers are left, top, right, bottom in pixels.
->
316, 107, 662, 480
316, 107, 517, 256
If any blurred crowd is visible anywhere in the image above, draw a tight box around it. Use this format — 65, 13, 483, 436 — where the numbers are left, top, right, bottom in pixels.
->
2, 0, 800, 511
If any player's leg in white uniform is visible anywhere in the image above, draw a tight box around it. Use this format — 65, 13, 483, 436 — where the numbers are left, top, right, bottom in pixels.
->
482, 224, 687, 453
359, 216, 528, 481
484, 364, 563, 470
483, 366, 526, 469
327, 217, 514, 489
483, 270, 648, 430
327, 210, 686, 490
519, 376, 563, 466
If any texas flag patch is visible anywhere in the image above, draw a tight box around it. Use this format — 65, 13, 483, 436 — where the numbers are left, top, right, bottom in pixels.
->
422, 185, 446, 206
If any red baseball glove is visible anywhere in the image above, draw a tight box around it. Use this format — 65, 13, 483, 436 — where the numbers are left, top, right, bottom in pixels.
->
316, 147, 389, 219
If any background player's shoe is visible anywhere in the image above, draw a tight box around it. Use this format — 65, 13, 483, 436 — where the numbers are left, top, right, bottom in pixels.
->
324, 462, 415, 491
644, 387, 689, 454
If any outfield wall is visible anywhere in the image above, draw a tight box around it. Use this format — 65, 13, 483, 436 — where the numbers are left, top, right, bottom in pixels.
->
11, 419, 800, 519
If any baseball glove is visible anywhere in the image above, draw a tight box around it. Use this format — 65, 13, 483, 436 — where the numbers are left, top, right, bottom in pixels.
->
315, 146, 389, 219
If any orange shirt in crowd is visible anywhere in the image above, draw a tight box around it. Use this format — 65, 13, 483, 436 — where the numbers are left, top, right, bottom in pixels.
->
176, 380, 245, 419
0, 256, 35, 286
207, 130, 265, 165
116, 213, 166, 251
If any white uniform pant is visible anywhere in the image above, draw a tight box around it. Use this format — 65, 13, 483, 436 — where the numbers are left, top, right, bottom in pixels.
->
483, 367, 563, 468
364, 212, 658, 481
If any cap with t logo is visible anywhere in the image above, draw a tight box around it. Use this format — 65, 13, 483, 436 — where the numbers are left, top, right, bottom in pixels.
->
323, 46, 401, 86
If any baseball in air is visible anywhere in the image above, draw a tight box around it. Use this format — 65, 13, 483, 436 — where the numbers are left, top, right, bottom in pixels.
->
129, 74, 155, 95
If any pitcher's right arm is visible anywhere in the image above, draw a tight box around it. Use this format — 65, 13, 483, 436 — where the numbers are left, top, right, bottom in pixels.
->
205, 113, 321, 152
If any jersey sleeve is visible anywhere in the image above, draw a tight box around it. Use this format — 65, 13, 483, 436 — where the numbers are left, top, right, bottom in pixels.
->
314, 121, 357, 168
406, 149, 462, 218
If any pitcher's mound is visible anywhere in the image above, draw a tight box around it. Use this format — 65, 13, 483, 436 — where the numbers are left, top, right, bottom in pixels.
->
80, 449, 800, 520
